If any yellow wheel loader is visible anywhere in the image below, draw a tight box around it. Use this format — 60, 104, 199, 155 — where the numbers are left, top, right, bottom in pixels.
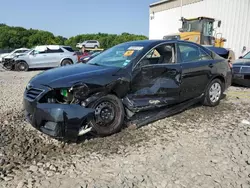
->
163, 17, 235, 60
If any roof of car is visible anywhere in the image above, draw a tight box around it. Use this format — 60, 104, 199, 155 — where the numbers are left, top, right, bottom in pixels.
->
122, 39, 201, 46
16, 48, 30, 50
35, 45, 69, 48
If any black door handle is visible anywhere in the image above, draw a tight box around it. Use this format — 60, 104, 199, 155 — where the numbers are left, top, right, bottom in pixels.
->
208, 63, 214, 68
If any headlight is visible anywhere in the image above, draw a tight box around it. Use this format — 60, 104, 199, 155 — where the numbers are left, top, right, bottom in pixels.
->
70, 83, 89, 100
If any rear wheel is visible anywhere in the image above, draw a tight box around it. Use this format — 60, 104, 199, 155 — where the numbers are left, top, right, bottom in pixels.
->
89, 95, 125, 136
61, 59, 73, 66
15, 61, 29, 71
94, 45, 98, 49
203, 79, 223, 107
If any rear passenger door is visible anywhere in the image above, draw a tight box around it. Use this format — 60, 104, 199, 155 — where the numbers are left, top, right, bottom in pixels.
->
178, 42, 214, 101
46, 47, 64, 67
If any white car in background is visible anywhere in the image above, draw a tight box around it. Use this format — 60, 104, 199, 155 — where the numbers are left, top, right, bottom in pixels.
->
0, 48, 30, 62
76, 40, 100, 49
12, 45, 78, 71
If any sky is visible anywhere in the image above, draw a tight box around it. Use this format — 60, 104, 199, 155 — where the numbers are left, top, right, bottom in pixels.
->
0, 0, 157, 38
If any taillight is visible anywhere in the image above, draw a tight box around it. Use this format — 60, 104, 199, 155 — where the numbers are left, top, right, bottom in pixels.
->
228, 60, 232, 69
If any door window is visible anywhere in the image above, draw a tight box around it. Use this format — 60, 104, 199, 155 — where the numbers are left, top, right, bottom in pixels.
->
136, 43, 176, 68
178, 43, 212, 63
46, 48, 64, 53
15, 50, 24, 53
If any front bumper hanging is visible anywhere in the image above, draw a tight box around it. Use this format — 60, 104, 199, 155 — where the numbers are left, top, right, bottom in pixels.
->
24, 100, 95, 140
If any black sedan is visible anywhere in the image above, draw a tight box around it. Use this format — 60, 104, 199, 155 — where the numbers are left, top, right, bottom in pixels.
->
23, 40, 232, 141
232, 51, 250, 87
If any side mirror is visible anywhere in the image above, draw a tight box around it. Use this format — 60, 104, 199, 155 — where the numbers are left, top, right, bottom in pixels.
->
239, 56, 243, 59
218, 21, 221, 28
178, 28, 184, 32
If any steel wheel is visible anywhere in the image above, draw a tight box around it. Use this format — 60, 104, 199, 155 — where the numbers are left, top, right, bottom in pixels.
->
89, 95, 125, 136
209, 82, 221, 103
94, 101, 116, 127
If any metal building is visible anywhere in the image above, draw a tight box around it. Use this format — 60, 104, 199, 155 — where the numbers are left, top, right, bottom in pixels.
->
149, 0, 250, 57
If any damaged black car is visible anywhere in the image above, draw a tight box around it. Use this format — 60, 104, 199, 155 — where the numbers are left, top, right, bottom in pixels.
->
23, 40, 232, 141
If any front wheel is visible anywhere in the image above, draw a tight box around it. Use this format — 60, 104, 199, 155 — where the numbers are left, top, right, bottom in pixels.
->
89, 95, 125, 136
203, 79, 223, 107
15, 61, 29, 71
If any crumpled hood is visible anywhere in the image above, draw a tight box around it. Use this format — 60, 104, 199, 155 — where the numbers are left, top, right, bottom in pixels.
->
29, 63, 121, 88
233, 59, 250, 66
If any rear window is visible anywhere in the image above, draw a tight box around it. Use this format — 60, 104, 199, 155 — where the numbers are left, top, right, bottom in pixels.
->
63, 47, 74, 52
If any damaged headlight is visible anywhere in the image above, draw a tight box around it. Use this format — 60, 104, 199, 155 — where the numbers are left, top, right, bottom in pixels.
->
40, 89, 73, 104
70, 83, 89, 100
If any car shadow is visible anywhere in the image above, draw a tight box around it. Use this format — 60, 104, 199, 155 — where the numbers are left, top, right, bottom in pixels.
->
76, 94, 227, 143
231, 83, 250, 88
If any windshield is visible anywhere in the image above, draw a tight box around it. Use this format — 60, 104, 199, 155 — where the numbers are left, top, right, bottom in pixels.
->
243, 52, 250, 59
87, 43, 145, 68
182, 20, 202, 32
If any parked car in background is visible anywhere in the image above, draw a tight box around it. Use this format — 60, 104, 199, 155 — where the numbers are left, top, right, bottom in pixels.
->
76, 40, 100, 49
0, 48, 30, 62
23, 40, 232, 141
76, 49, 104, 62
232, 51, 250, 87
5, 45, 78, 71
79, 51, 102, 63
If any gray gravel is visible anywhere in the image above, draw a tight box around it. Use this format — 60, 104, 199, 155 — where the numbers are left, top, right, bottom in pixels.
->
1, 66, 250, 188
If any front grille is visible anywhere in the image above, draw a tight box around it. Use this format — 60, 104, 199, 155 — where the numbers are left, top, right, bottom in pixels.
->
26, 88, 44, 101
240, 66, 250, 73
233, 67, 241, 73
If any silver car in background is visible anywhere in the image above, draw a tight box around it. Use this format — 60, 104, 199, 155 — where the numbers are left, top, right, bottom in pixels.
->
76, 40, 100, 49
0, 48, 30, 62
13, 45, 78, 71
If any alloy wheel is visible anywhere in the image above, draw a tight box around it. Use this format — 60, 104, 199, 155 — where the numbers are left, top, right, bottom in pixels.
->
209, 82, 221, 103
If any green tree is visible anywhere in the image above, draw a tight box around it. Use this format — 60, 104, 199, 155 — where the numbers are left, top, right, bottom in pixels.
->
0, 24, 148, 50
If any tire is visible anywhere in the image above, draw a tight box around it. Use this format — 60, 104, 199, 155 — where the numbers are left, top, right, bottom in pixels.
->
89, 94, 125, 136
15, 61, 29, 71
61, 59, 73, 66
203, 79, 223, 107
94, 45, 98, 49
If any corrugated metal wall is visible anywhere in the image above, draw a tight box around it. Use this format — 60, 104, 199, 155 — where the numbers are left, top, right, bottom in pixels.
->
149, 0, 250, 57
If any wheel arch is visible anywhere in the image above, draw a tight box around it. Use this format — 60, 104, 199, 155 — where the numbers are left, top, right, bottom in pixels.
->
211, 75, 225, 91
60, 58, 73, 65
16, 59, 28, 64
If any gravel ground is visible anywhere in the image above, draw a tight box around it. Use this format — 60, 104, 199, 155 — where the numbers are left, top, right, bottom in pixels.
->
1, 65, 250, 188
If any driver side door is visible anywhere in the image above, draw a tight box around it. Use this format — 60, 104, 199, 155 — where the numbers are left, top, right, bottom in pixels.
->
128, 43, 182, 110
29, 49, 51, 68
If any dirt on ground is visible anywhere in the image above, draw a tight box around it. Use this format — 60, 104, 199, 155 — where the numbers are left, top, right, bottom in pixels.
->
0, 65, 250, 188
